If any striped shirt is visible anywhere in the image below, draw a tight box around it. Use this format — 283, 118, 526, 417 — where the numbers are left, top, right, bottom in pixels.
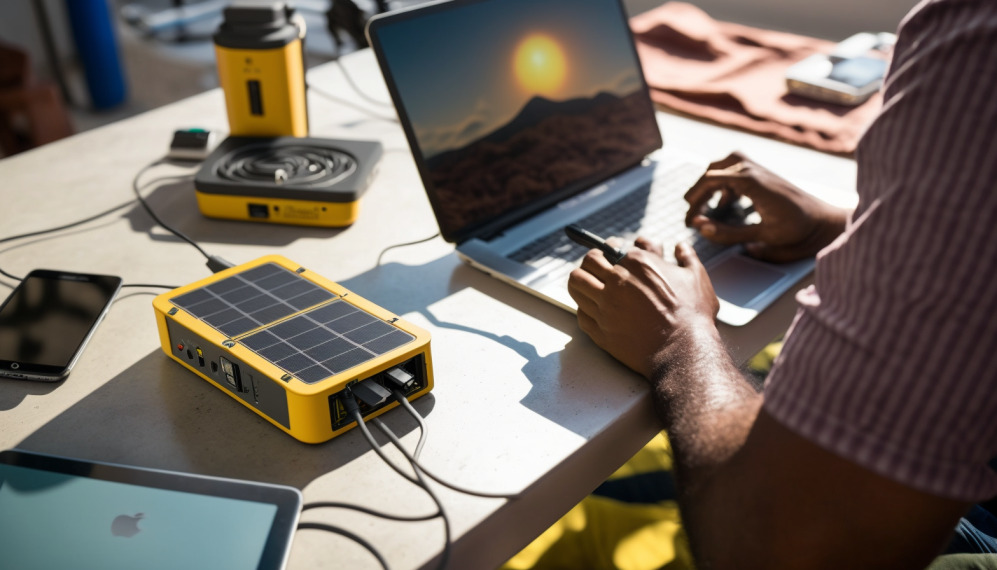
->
763, 0, 997, 502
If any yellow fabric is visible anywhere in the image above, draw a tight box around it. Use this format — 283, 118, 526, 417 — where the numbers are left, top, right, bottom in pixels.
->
608, 432, 674, 479
503, 335, 784, 570
747, 337, 783, 375
503, 433, 694, 570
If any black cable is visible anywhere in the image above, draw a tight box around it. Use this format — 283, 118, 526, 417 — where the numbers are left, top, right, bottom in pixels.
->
131, 160, 235, 273
381, 389, 521, 500
0, 266, 21, 282
333, 58, 393, 107
376, 233, 440, 266
296, 522, 391, 570
0, 197, 136, 281
345, 396, 451, 570
347, 399, 421, 486
307, 82, 399, 123
0, 199, 134, 247
0, 159, 232, 285
301, 501, 438, 522
120, 283, 181, 290
131, 159, 212, 260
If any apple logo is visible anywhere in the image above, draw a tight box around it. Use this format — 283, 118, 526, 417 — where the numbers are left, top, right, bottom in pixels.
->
110, 513, 144, 538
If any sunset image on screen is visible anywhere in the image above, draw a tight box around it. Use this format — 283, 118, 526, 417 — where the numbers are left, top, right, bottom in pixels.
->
513, 34, 568, 97
376, 0, 663, 238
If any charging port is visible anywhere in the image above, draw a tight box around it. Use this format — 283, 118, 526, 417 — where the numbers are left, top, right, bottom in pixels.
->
219, 357, 243, 392
248, 203, 269, 219
383, 367, 415, 391
247, 80, 263, 115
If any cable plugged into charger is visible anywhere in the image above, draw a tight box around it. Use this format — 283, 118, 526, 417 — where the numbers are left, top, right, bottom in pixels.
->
351, 379, 391, 408
206, 254, 235, 273
383, 366, 415, 391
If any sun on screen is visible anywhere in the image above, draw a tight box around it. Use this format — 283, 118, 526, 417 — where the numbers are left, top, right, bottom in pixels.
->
513, 34, 568, 97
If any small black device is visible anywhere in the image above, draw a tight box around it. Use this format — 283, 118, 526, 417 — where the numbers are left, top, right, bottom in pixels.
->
0, 270, 122, 381
167, 128, 220, 161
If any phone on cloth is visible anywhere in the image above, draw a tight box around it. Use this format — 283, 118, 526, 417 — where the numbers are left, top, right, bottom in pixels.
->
0, 270, 122, 382
785, 32, 895, 106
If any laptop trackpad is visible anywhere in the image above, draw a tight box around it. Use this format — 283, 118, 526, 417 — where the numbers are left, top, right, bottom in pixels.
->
708, 255, 787, 307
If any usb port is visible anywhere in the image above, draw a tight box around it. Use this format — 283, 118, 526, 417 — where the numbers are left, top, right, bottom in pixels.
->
248, 203, 269, 218
219, 357, 242, 392
247, 80, 263, 116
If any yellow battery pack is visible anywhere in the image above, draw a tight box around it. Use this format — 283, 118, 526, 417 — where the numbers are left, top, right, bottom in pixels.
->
214, 3, 308, 137
152, 255, 433, 444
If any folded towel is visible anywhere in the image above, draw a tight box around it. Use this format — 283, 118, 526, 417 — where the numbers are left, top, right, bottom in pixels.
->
631, 2, 883, 154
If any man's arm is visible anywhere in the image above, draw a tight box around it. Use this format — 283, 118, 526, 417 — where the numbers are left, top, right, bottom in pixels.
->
569, 242, 972, 569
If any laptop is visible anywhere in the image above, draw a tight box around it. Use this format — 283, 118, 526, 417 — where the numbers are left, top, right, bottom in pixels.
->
366, 0, 814, 326
0, 449, 301, 570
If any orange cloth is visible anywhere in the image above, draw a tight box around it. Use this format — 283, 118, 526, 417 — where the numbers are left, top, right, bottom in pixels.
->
630, 2, 882, 154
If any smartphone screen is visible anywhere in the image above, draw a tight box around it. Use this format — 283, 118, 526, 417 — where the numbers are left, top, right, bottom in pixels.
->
828, 56, 887, 89
0, 270, 122, 381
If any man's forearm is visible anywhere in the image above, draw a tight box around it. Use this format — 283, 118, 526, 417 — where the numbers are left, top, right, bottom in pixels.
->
649, 324, 764, 566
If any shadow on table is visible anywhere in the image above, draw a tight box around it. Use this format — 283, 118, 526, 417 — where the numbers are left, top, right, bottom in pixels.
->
338, 253, 643, 438
14, 347, 432, 489
0, 377, 61, 411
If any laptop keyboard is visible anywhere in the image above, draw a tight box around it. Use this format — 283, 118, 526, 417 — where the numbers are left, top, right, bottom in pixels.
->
509, 161, 726, 282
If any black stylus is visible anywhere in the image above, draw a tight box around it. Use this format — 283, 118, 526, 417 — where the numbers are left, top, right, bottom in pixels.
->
564, 224, 627, 265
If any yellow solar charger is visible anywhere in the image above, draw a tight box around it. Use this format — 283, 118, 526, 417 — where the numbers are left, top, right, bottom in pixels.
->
152, 255, 433, 444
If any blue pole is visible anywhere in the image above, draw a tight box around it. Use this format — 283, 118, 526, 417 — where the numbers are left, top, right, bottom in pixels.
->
64, 0, 127, 109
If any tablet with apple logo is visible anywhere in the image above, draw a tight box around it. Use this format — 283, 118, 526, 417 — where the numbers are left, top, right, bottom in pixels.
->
0, 449, 301, 569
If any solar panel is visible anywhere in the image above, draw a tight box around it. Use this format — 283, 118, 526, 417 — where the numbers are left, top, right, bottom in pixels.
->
170, 263, 414, 384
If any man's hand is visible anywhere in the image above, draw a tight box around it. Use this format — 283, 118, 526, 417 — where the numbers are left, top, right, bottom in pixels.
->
686, 152, 851, 263
567, 236, 719, 380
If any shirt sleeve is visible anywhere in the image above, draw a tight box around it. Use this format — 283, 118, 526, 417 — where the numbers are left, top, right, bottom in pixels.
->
762, 0, 997, 502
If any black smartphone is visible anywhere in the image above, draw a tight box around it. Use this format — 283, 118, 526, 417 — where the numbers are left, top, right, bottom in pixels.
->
0, 269, 122, 382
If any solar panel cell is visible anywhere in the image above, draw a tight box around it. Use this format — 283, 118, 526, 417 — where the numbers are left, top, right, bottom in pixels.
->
287, 288, 334, 310
322, 348, 372, 373
365, 330, 412, 354
304, 337, 354, 361
307, 301, 357, 324
344, 321, 394, 344
259, 342, 297, 362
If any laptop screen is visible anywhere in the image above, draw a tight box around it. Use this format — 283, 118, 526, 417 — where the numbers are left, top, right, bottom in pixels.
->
369, 0, 662, 243
0, 450, 301, 570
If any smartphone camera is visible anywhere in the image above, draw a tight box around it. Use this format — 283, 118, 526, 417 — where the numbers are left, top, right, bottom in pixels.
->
785, 32, 895, 106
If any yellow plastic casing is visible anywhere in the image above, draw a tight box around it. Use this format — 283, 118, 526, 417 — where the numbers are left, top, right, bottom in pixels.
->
194, 191, 361, 227
152, 255, 434, 444
215, 41, 308, 137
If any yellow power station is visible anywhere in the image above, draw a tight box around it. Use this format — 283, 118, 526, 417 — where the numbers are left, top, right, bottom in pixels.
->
193, 136, 382, 227
152, 255, 434, 444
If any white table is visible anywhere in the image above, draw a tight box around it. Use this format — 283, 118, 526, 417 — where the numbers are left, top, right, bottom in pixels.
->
0, 49, 856, 569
